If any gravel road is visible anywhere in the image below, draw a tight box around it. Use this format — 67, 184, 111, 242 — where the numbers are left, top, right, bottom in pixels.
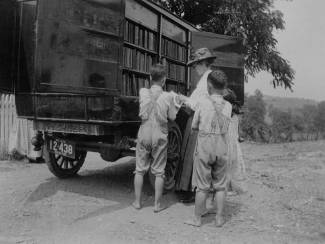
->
0, 141, 325, 244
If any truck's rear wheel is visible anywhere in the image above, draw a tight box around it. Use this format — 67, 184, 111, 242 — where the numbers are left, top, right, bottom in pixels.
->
149, 121, 182, 191
46, 150, 87, 178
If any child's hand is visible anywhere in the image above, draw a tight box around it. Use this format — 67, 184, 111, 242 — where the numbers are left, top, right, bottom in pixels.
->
171, 92, 187, 107
178, 94, 188, 103
174, 95, 182, 105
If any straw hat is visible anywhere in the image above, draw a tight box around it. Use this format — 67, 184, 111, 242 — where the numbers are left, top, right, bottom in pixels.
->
187, 47, 216, 66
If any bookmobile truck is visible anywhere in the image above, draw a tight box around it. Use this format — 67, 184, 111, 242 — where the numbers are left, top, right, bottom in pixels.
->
0, 0, 244, 189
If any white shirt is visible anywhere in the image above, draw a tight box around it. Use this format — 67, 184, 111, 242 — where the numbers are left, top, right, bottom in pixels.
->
185, 69, 212, 111
192, 94, 232, 134
139, 85, 181, 124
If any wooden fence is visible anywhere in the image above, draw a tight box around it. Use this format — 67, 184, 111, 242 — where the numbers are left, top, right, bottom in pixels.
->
0, 93, 17, 159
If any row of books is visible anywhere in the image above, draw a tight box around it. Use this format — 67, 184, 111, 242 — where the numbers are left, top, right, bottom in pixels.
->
166, 61, 186, 82
121, 73, 151, 96
123, 49, 186, 82
123, 47, 155, 73
161, 37, 187, 62
124, 20, 157, 51
121, 72, 187, 96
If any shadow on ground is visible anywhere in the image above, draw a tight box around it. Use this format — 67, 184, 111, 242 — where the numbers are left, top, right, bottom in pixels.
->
24, 158, 175, 222
24, 156, 244, 226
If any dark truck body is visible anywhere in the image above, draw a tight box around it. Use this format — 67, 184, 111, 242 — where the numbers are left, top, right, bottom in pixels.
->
0, 0, 244, 184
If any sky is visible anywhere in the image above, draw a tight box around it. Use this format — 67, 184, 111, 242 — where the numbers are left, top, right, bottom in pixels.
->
245, 0, 325, 101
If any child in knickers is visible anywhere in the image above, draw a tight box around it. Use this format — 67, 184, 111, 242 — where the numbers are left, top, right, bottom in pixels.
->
133, 64, 183, 212
184, 70, 232, 227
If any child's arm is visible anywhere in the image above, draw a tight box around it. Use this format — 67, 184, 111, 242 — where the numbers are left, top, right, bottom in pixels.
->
173, 92, 185, 108
191, 106, 201, 131
167, 92, 182, 121
177, 94, 189, 105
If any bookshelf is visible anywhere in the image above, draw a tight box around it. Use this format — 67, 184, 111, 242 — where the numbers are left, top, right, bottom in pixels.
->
122, 16, 189, 96
122, 19, 157, 96
161, 36, 187, 63
121, 72, 150, 96
162, 35, 187, 93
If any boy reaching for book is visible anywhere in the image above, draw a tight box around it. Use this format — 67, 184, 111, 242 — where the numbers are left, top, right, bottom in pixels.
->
184, 70, 232, 227
133, 63, 184, 212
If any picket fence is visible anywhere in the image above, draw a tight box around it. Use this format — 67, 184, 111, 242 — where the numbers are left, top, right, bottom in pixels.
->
0, 93, 17, 159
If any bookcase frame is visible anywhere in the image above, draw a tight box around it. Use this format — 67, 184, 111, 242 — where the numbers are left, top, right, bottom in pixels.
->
121, 0, 194, 98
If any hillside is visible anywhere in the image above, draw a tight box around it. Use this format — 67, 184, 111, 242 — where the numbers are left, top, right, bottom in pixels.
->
263, 95, 318, 112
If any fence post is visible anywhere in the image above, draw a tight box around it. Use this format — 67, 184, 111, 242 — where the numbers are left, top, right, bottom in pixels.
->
4, 95, 9, 156
0, 94, 18, 159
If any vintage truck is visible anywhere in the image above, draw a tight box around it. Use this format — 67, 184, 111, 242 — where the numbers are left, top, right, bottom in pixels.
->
0, 0, 244, 189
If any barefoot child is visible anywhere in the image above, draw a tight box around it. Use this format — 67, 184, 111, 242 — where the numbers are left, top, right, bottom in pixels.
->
184, 70, 232, 227
224, 89, 247, 195
133, 64, 183, 212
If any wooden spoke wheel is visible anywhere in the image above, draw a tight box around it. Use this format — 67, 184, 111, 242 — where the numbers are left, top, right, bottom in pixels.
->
149, 121, 182, 191
46, 150, 87, 178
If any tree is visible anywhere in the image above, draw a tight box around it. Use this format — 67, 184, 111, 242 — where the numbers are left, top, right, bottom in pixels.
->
314, 101, 325, 137
156, 0, 295, 89
269, 107, 294, 142
299, 104, 318, 137
241, 90, 269, 141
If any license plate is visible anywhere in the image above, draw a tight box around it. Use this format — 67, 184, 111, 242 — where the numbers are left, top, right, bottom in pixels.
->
48, 139, 75, 159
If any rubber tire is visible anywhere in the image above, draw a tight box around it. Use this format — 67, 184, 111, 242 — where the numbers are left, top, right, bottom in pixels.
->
149, 121, 182, 191
45, 148, 87, 179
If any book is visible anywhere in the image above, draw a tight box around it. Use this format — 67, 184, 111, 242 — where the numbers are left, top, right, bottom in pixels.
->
161, 37, 186, 62
122, 71, 152, 96
124, 47, 156, 73
134, 25, 139, 45
165, 60, 186, 83
122, 19, 188, 97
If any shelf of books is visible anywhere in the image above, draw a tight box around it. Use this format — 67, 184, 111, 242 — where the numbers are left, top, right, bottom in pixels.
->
122, 19, 157, 96
162, 35, 187, 94
122, 19, 188, 96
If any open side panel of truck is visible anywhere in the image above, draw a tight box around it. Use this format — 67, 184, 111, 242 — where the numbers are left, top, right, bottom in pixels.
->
191, 31, 245, 105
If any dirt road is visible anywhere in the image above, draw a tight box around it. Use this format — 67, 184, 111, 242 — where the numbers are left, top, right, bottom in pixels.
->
1, 141, 325, 244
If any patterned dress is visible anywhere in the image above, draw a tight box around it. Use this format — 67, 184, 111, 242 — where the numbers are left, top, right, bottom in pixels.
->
227, 115, 247, 192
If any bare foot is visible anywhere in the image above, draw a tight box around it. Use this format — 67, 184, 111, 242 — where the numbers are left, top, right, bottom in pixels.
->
153, 204, 168, 213
132, 201, 141, 210
184, 217, 202, 227
215, 215, 225, 227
